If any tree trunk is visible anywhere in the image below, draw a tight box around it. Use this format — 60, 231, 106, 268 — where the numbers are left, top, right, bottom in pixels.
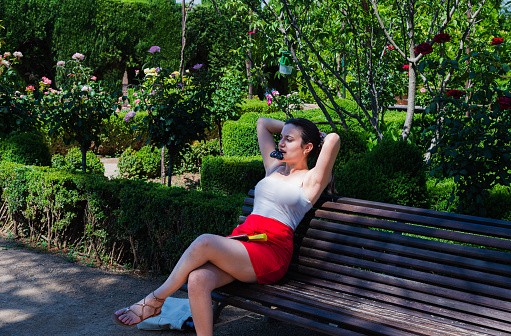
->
167, 145, 173, 187
160, 147, 165, 184
217, 119, 223, 155
80, 144, 87, 173
401, 1, 416, 141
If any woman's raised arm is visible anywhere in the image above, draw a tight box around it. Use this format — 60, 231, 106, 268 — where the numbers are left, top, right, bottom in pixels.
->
306, 132, 340, 202
256, 117, 285, 175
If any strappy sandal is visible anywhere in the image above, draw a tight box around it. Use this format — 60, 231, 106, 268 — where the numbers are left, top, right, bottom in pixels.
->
112, 291, 166, 327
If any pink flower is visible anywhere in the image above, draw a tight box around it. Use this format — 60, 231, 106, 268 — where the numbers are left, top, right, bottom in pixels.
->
414, 42, 433, 55
148, 46, 161, 54
13, 51, 23, 58
271, 90, 280, 96
72, 53, 85, 61
3, 52, 11, 58
41, 76, 52, 85
248, 31, 255, 35
497, 96, 511, 110
91, 76, 97, 81
402, 65, 409, 70
420, 88, 427, 93
433, 33, 451, 43
387, 45, 394, 50
491, 37, 504, 45
135, 70, 140, 75
57, 61, 66, 67
133, 92, 137, 96
192, 63, 203, 70
26, 85, 35, 92
267, 98, 272, 106
134, 99, 141, 104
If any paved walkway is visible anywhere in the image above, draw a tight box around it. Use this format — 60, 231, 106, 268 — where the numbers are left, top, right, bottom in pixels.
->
100, 158, 119, 179
0, 236, 326, 336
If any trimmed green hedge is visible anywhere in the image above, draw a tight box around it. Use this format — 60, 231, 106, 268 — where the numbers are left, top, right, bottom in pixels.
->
0, 132, 51, 166
0, 161, 244, 272
201, 156, 265, 195
336, 139, 429, 208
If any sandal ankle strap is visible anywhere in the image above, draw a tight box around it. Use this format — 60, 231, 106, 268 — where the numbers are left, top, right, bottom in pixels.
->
151, 291, 165, 302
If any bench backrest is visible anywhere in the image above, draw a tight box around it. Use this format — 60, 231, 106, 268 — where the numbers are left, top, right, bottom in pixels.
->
240, 191, 511, 334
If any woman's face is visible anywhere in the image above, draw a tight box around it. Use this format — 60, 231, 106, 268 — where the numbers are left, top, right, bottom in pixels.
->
278, 124, 311, 162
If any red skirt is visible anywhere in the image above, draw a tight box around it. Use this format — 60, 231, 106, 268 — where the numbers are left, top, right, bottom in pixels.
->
227, 214, 294, 284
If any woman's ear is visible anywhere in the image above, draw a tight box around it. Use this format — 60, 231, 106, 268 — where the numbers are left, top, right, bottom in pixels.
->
303, 143, 313, 154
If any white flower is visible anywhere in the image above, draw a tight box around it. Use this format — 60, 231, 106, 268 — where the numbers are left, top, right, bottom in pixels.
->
13, 51, 23, 58
57, 61, 66, 67
81, 85, 92, 92
1, 59, 10, 68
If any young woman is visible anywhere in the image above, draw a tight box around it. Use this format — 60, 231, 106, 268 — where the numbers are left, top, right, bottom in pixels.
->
113, 117, 340, 336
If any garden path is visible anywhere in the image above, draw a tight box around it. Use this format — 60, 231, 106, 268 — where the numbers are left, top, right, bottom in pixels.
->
0, 235, 325, 336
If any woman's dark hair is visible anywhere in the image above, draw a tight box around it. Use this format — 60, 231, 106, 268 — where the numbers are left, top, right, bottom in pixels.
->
285, 118, 337, 195
285, 118, 322, 161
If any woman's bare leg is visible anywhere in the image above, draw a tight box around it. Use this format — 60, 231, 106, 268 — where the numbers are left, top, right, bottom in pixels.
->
187, 263, 236, 336
114, 234, 257, 326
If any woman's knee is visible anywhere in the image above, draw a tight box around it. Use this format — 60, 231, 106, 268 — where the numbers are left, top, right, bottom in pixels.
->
188, 268, 215, 294
190, 234, 216, 253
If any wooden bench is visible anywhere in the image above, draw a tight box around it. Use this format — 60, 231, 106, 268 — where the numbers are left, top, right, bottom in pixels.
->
183, 191, 511, 336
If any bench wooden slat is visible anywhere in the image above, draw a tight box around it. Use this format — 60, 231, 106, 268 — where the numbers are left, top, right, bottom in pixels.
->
282, 275, 511, 335
251, 283, 492, 336
207, 288, 368, 336
309, 219, 511, 268
314, 209, 511, 250
304, 230, 511, 284
318, 202, 511, 239
327, 196, 511, 229
295, 259, 511, 316
218, 283, 436, 336
299, 248, 511, 302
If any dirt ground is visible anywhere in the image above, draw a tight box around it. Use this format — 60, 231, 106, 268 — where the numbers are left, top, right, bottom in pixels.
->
0, 234, 327, 336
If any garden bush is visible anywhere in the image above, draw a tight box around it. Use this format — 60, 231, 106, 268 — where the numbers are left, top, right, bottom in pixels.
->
201, 155, 265, 195
52, 147, 105, 174
178, 139, 220, 174
335, 139, 429, 208
0, 132, 51, 166
95, 111, 149, 157
118, 146, 163, 179
0, 161, 244, 273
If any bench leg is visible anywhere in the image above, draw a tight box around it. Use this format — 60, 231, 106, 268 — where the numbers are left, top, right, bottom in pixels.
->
212, 300, 227, 323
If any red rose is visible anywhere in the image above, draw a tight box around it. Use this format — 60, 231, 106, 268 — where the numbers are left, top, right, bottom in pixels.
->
402, 65, 409, 70
446, 89, 465, 99
415, 42, 433, 55
433, 33, 451, 43
497, 96, 511, 110
491, 37, 504, 45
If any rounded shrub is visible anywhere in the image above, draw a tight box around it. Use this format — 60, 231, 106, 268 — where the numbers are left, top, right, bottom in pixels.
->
0, 133, 51, 166
201, 155, 265, 195
118, 147, 144, 179
52, 147, 105, 174
118, 146, 168, 179
335, 139, 429, 208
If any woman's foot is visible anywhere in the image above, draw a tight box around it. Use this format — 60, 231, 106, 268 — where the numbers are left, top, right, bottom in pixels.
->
112, 292, 165, 327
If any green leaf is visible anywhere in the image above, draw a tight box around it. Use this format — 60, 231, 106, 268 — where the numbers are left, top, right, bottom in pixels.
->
503, 64, 510, 73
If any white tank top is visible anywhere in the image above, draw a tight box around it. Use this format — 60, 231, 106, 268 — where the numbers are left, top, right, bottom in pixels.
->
251, 175, 313, 231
